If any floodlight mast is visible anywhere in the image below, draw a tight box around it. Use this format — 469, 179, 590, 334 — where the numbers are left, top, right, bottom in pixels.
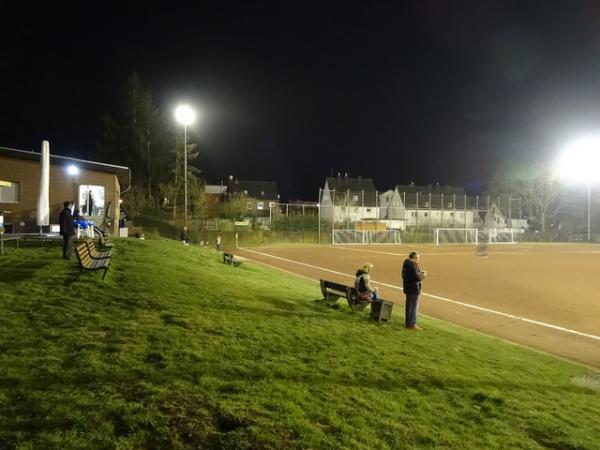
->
174, 105, 197, 227
557, 136, 600, 242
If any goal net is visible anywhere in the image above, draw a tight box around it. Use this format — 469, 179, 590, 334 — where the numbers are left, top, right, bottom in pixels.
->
434, 228, 479, 245
332, 229, 402, 245
434, 228, 516, 245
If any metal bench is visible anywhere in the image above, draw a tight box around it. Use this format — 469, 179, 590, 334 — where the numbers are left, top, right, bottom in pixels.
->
0, 234, 20, 256
75, 242, 110, 280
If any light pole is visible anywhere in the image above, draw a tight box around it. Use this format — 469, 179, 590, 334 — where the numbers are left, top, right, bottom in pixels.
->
175, 104, 196, 227
557, 136, 600, 242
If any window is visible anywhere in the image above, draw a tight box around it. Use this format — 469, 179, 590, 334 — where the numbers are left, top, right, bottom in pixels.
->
450, 212, 455, 217
424, 212, 429, 217
366, 208, 372, 213
0, 180, 20, 203
352, 194, 359, 202
424, 202, 429, 207
78, 185, 105, 216
247, 202, 253, 210
257, 201, 264, 210
447, 202, 453, 208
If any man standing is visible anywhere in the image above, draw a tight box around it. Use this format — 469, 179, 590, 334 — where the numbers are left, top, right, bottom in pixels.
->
59, 201, 75, 259
402, 251, 427, 330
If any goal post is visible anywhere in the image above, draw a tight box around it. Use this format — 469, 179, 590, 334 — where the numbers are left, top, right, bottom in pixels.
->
332, 229, 402, 245
434, 228, 479, 245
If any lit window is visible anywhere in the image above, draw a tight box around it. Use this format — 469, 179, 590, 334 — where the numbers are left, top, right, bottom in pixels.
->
353, 195, 359, 202
0, 180, 20, 203
257, 201, 264, 210
78, 185, 105, 216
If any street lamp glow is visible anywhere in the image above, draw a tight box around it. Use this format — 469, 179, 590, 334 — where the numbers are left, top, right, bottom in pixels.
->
556, 136, 600, 182
175, 104, 196, 126
66, 165, 79, 176
174, 104, 198, 227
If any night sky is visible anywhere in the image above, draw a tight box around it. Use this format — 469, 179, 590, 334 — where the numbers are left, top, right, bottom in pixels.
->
3, 1, 600, 200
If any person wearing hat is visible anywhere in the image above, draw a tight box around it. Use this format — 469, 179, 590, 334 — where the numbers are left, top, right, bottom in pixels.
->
354, 263, 379, 302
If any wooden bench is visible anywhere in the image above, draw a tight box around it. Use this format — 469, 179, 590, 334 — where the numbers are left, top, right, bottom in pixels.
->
319, 279, 370, 312
75, 242, 111, 280
223, 252, 243, 267
98, 235, 113, 251
83, 239, 112, 259
320, 279, 394, 320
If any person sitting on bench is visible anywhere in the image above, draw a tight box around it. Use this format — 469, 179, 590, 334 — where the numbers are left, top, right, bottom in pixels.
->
354, 263, 379, 302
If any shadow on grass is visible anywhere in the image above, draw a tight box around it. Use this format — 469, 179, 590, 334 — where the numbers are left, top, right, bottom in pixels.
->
0, 260, 49, 282
217, 302, 362, 323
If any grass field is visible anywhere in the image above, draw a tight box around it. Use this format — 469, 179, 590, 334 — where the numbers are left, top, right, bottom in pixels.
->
1, 239, 599, 449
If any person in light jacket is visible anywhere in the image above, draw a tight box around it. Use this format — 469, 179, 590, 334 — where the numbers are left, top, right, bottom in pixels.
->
354, 263, 379, 301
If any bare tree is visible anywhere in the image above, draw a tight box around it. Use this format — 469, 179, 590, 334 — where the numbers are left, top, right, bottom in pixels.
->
491, 162, 563, 233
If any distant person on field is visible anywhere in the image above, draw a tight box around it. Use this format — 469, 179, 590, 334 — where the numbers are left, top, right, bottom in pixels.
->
475, 241, 488, 257
402, 251, 427, 330
180, 226, 189, 245
59, 201, 75, 259
355, 263, 379, 302
216, 235, 222, 252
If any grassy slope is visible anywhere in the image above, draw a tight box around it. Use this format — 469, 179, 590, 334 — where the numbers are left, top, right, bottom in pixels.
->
0, 239, 599, 450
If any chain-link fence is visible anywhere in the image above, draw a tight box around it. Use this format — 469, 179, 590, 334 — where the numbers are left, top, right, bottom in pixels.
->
136, 187, 600, 246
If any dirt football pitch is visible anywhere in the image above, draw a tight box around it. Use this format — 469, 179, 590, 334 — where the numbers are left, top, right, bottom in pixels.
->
235, 243, 600, 368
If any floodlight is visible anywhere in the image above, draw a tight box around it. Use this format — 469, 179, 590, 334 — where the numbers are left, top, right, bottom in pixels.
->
556, 136, 600, 182
556, 135, 600, 241
67, 165, 79, 176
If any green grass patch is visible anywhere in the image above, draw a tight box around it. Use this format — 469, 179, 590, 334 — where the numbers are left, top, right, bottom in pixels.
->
1, 239, 599, 449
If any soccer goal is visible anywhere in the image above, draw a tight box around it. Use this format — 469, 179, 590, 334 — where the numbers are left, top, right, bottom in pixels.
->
434, 228, 479, 245
332, 229, 402, 245
478, 229, 516, 244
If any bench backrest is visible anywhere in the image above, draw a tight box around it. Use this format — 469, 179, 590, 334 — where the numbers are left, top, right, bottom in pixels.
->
320, 279, 359, 300
75, 243, 94, 268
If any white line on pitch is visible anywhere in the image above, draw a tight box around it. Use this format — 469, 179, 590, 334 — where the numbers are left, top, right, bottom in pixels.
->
239, 247, 600, 342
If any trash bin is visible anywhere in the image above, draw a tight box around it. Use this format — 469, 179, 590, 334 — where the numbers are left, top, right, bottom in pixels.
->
371, 300, 394, 322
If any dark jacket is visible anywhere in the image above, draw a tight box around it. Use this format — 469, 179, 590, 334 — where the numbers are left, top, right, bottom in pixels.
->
59, 207, 75, 236
402, 258, 423, 295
